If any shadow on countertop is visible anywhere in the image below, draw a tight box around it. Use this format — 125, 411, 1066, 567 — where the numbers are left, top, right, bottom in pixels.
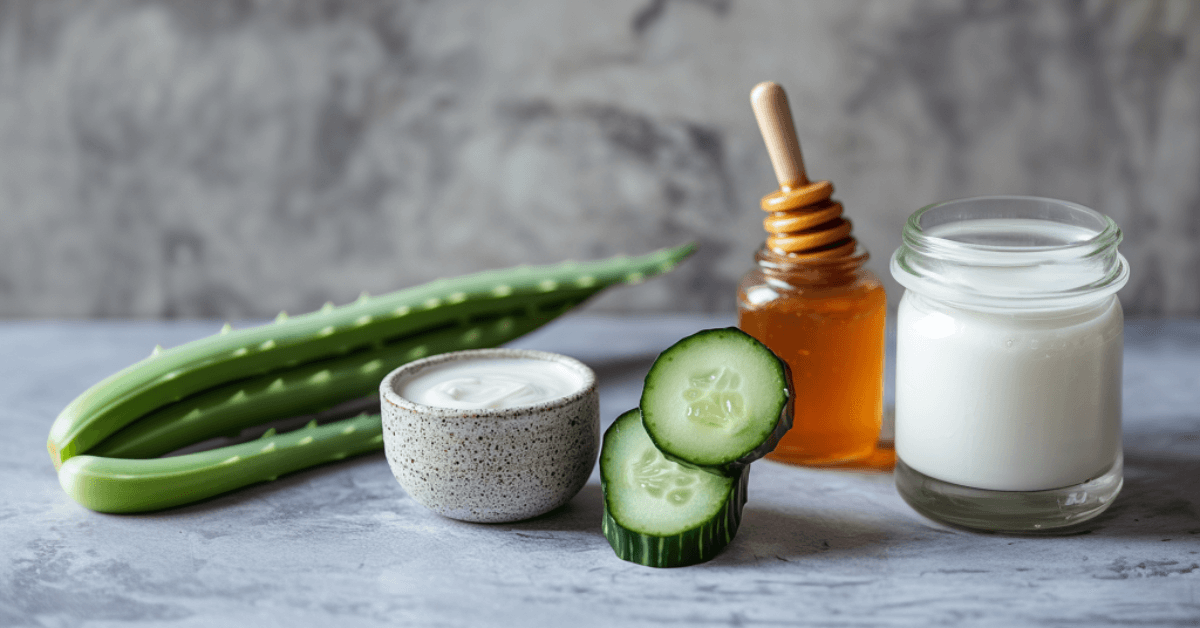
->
1084, 426, 1200, 540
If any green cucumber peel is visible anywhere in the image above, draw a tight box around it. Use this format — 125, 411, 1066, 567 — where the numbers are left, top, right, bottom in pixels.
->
600, 409, 749, 568
58, 413, 385, 514
89, 294, 583, 459
601, 468, 749, 568
48, 243, 694, 469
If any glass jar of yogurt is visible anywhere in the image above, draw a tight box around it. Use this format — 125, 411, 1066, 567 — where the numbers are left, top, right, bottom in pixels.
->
890, 196, 1129, 531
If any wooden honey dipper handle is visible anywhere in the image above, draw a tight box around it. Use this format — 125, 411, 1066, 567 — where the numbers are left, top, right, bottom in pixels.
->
751, 81, 808, 190
751, 81, 854, 259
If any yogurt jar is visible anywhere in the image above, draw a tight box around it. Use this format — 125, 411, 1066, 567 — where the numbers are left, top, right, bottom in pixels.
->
890, 196, 1129, 531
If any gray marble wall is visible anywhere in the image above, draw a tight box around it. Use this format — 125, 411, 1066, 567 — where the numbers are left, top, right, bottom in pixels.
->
1, 0, 1198, 318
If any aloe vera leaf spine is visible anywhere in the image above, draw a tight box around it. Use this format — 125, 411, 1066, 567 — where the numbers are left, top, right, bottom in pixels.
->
48, 244, 695, 468
58, 413, 385, 514
90, 296, 581, 459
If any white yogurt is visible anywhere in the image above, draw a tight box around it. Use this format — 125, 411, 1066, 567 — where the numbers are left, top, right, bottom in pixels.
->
895, 284, 1124, 492
399, 358, 585, 410
891, 197, 1130, 531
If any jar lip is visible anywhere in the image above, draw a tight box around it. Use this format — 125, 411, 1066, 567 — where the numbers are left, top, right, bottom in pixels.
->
892, 196, 1129, 310
904, 195, 1122, 263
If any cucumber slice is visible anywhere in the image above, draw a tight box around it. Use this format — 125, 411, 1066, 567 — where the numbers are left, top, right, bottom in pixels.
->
640, 327, 792, 475
601, 409, 749, 568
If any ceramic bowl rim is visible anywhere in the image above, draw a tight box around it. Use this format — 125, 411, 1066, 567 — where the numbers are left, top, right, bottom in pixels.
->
379, 348, 597, 419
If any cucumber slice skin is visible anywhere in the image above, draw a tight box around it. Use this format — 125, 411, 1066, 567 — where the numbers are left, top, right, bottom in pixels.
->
640, 327, 793, 476
600, 409, 750, 568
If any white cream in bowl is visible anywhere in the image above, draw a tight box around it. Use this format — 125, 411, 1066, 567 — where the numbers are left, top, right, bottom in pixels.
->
399, 358, 585, 410
379, 348, 599, 523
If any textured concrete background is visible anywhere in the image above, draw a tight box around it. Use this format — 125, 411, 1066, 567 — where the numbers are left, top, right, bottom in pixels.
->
1, 0, 1198, 318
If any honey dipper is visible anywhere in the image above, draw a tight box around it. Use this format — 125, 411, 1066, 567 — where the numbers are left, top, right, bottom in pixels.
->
750, 82, 856, 259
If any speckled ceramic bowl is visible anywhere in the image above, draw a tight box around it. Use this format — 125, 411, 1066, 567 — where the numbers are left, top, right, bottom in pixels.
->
379, 348, 599, 523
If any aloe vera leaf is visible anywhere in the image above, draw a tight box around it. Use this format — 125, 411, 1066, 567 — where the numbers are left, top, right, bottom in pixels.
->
58, 413, 385, 514
49, 243, 695, 468
89, 296, 582, 459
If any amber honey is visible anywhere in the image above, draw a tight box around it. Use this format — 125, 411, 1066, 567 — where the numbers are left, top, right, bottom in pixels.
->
741, 81, 892, 469
737, 248, 890, 467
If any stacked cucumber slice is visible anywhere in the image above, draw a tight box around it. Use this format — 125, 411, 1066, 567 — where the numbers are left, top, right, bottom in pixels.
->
601, 409, 749, 568
601, 328, 792, 568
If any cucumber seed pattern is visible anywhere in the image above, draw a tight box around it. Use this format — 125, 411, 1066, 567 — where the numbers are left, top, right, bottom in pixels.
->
682, 367, 745, 430
628, 446, 701, 506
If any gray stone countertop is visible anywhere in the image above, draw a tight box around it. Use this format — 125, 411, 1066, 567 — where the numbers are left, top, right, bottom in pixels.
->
2, 315, 1198, 627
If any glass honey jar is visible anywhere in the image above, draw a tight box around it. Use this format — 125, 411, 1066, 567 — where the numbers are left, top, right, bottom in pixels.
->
739, 81, 890, 468
738, 245, 887, 466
